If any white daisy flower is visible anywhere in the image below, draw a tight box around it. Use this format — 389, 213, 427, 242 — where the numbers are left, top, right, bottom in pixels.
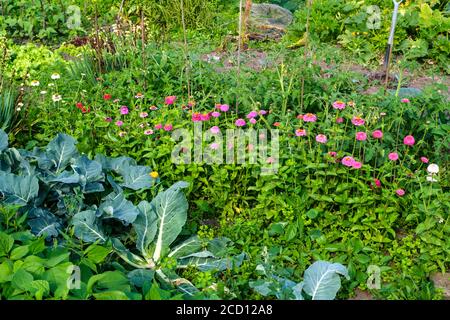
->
51, 73, 60, 80
52, 94, 62, 102
427, 164, 439, 174
30, 80, 40, 87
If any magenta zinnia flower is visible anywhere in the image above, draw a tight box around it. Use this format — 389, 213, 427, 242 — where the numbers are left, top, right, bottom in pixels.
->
352, 161, 362, 169
420, 157, 429, 164
115, 120, 124, 127
235, 119, 246, 127
396, 189, 405, 196
336, 117, 344, 124
342, 156, 355, 167
120, 106, 129, 115
165, 96, 176, 105
372, 130, 383, 139
155, 123, 163, 130
295, 129, 306, 137
219, 104, 229, 112
401, 98, 410, 103
303, 113, 317, 122
210, 126, 220, 134
164, 124, 173, 131
403, 135, 415, 146
316, 134, 327, 144
356, 132, 367, 141
332, 100, 346, 110
388, 152, 399, 161
192, 113, 202, 122
211, 111, 221, 118
247, 111, 258, 119
259, 110, 267, 115
351, 116, 365, 126
249, 118, 257, 124
200, 113, 210, 121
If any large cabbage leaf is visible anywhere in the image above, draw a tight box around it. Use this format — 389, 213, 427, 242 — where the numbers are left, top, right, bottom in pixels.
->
151, 181, 189, 262
133, 201, 157, 257
45, 134, 78, 173
0, 173, 39, 206
302, 261, 349, 300
0, 129, 8, 152
72, 210, 106, 243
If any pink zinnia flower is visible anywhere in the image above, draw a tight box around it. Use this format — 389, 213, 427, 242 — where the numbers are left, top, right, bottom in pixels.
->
396, 189, 405, 196
316, 134, 327, 144
115, 120, 124, 127
303, 113, 317, 122
388, 152, 399, 161
374, 178, 381, 188
247, 111, 258, 119
235, 119, 246, 127
211, 111, 221, 118
150, 106, 158, 111
266, 157, 275, 164
165, 96, 176, 105
192, 112, 202, 122
140, 112, 148, 118
164, 124, 173, 131
155, 123, 163, 130
420, 157, 429, 164
210, 126, 220, 134
401, 98, 410, 103
372, 130, 383, 139
259, 110, 267, 115
144, 129, 153, 135
403, 135, 415, 146
328, 151, 337, 157
351, 116, 365, 126
105, 117, 112, 122
342, 156, 355, 167
332, 100, 346, 110
219, 104, 229, 112
356, 132, 367, 141
200, 113, 210, 121
295, 129, 306, 137
249, 118, 257, 124
120, 106, 129, 115
210, 143, 219, 150
352, 161, 362, 169
336, 117, 344, 124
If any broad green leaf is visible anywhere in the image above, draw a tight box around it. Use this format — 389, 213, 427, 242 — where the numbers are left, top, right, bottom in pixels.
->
133, 201, 157, 257
178, 252, 246, 272
120, 165, 154, 190
84, 244, 111, 264
111, 238, 147, 268
95, 154, 136, 173
11, 269, 34, 291
93, 290, 130, 300
72, 210, 106, 243
46, 133, 78, 173
0, 173, 39, 206
249, 280, 274, 296
151, 182, 189, 262
30, 280, 50, 300
128, 269, 155, 288
72, 155, 104, 188
292, 282, 305, 300
168, 236, 202, 259
87, 270, 129, 293
27, 208, 61, 239
42, 262, 73, 299
44, 248, 70, 268
10, 245, 29, 260
99, 192, 139, 224
303, 261, 349, 300
0, 232, 14, 256
0, 261, 13, 283
0, 129, 8, 151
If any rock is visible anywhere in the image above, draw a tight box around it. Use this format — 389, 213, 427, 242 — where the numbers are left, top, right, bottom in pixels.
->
249, 4, 294, 40
431, 272, 450, 299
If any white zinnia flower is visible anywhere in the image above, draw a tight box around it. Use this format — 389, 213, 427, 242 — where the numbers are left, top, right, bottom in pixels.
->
30, 80, 40, 87
51, 73, 60, 80
40, 90, 47, 95
427, 164, 439, 174
52, 94, 62, 102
